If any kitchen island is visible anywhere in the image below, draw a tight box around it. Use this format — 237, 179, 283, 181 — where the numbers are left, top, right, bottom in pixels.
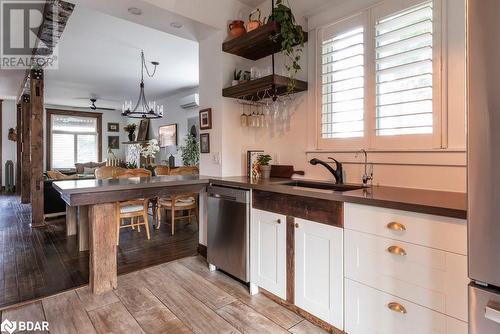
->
53, 175, 210, 294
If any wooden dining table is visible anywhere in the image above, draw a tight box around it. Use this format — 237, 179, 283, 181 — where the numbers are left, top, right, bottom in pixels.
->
53, 175, 210, 294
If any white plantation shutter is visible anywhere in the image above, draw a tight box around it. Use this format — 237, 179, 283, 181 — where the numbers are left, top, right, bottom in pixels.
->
321, 26, 365, 139
375, 1, 434, 136
51, 114, 99, 169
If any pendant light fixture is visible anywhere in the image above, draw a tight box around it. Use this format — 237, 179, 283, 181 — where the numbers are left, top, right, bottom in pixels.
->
122, 50, 164, 119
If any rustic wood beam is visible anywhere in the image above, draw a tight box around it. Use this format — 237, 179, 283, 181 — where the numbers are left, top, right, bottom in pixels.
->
20, 95, 31, 203
30, 69, 44, 227
16, 103, 22, 195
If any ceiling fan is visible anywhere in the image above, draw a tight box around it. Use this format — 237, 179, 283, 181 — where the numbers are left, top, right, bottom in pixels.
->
89, 98, 115, 111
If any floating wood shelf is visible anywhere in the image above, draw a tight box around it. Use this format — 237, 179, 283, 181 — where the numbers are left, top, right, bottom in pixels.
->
222, 21, 308, 60
222, 74, 308, 100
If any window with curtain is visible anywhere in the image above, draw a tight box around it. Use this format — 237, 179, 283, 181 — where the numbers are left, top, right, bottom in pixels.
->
49, 112, 101, 170
318, 0, 441, 149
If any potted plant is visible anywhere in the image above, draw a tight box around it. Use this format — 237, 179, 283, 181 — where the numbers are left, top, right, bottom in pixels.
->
233, 69, 242, 86
124, 123, 137, 142
257, 154, 272, 178
180, 134, 200, 166
269, 0, 305, 92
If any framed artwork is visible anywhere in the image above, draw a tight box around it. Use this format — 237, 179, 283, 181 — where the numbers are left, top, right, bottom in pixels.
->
107, 122, 119, 132
199, 108, 212, 130
187, 116, 199, 141
136, 119, 149, 141
108, 136, 120, 149
158, 124, 178, 147
246, 150, 264, 177
200, 133, 210, 153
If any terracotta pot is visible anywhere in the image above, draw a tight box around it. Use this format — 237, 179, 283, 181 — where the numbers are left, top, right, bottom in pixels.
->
229, 20, 246, 39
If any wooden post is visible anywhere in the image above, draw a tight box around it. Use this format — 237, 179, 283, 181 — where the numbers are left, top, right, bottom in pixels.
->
66, 204, 77, 236
0, 99, 2, 189
89, 202, 117, 294
30, 69, 44, 226
20, 95, 31, 204
16, 103, 22, 195
78, 205, 89, 252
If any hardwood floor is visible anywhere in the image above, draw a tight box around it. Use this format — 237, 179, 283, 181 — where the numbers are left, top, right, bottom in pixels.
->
0, 195, 198, 309
0, 256, 328, 334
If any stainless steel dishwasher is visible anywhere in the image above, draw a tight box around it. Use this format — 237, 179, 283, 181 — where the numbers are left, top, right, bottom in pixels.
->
207, 185, 249, 282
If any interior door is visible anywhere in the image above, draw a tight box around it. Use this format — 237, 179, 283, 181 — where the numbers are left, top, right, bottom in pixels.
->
295, 218, 343, 329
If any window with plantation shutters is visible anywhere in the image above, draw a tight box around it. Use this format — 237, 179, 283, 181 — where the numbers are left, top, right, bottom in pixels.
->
375, 1, 434, 136
321, 26, 365, 139
49, 112, 101, 170
317, 0, 443, 149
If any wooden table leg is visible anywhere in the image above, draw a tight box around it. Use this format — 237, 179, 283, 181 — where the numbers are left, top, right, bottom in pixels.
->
89, 202, 117, 294
66, 204, 77, 236
78, 205, 89, 252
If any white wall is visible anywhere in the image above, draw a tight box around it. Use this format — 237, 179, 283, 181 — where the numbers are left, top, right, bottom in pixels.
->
147, 87, 199, 166
1, 100, 17, 187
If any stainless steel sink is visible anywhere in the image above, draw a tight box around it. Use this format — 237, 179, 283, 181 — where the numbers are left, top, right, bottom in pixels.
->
281, 180, 366, 192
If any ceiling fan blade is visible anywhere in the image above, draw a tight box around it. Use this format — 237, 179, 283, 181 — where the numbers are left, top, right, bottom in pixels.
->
95, 107, 116, 111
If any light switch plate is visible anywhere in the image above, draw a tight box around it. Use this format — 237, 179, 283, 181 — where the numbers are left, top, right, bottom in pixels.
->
212, 152, 221, 164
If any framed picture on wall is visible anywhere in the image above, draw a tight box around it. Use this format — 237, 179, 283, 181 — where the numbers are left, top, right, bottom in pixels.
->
136, 119, 149, 141
107, 122, 119, 132
200, 133, 210, 153
108, 136, 120, 149
199, 108, 212, 130
158, 124, 178, 147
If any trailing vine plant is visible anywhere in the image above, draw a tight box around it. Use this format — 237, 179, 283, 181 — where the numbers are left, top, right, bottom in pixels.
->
269, 0, 305, 92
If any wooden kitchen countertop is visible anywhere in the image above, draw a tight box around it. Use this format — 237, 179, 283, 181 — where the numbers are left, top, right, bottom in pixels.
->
209, 177, 467, 219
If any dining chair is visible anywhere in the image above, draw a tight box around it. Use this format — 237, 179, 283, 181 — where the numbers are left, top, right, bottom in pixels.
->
155, 165, 170, 176
156, 166, 199, 235
94, 166, 126, 179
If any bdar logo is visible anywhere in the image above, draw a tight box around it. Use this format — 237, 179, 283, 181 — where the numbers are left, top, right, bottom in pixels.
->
0, 319, 16, 334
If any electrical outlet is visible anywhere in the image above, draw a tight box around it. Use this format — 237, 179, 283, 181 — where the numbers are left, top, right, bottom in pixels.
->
212, 152, 221, 165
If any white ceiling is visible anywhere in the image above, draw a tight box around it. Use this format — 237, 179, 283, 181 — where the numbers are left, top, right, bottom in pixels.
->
237, 0, 346, 17
44, 5, 199, 109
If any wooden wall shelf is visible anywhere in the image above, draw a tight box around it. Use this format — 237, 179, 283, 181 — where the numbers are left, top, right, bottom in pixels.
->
223, 21, 308, 60
222, 74, 308, 100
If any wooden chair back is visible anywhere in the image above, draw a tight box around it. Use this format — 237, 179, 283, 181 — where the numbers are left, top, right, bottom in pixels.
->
168, 166, 199, 176
115, 168, 152, 179
155, 165, 170, 176
95, 166, 126, 180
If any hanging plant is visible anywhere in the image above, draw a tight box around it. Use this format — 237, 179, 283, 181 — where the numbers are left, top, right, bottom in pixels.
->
269, 0, 305, 92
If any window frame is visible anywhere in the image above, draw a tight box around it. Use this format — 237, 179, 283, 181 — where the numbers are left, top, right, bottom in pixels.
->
46, 109, 103, 171
316, 0, 444, 150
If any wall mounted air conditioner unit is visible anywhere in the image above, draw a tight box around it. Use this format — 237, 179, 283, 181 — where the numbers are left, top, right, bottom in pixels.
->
179, 93, 199, 109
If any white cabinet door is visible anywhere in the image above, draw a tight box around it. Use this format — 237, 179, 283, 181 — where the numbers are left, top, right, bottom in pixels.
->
295, 218, 344, 330
250, 208, 287, 299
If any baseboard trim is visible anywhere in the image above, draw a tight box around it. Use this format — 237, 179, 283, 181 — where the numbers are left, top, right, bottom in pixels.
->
197, 243, 207, 258
260, 289, 344, 334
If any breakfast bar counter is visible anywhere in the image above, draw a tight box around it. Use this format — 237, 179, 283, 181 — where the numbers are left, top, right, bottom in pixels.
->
53, 175, 210, 294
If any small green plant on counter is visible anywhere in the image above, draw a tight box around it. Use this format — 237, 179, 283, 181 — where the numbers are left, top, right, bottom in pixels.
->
126, 161, 137, 169
181, 134, 200, 167
269, 0, 305, 92
257, 154, 272, 166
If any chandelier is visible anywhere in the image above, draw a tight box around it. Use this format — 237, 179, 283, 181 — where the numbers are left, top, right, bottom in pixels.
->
122, 50, 164, 119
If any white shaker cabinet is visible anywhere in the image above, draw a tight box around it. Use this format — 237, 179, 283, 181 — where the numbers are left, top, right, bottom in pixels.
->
250, 208, 287, 299
294, 218, 344, 330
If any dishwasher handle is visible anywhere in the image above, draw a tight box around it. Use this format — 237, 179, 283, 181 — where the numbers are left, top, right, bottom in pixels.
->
208, 193, 238, 201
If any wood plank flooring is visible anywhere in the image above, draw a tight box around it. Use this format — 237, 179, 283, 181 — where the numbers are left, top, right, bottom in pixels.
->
0, 195, 198, 309
0, 256, 328, 334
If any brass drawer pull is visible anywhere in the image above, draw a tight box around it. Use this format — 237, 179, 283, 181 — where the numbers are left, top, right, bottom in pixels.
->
388, 302, 407, 314
295, 223, 299, 228
387, 221, 406, 231
387, 245, 407, 256
276, 219, 281, 224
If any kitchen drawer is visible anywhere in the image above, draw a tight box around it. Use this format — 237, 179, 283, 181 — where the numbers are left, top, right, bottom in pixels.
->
344, 230, 468, 321
345, 279, 468, 334
344, 203, 467, 255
